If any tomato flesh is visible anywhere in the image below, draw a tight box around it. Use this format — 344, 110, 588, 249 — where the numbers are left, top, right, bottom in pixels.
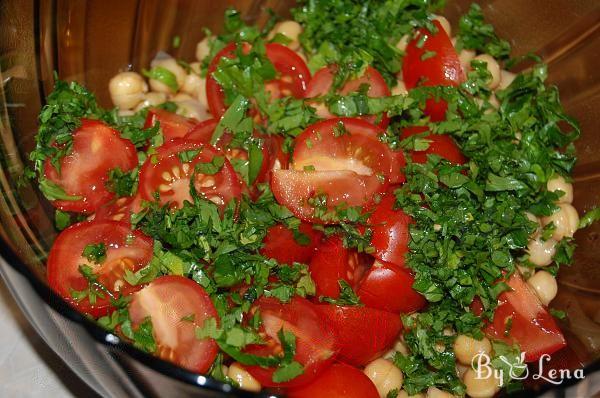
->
206, 42, 311, 118
138, 138, 242, 211
128, 275, 219, 373
357, 260, 427, 314
402, 20, 465, 121
401, 126, 466, 165
94, 194, 143, 225
368, 194, 413, 266
47, 220, 153, 317
44, 119, 138, 213
309, 236, 365, 299
305, 65, 391, 128
288, 362, 379, 398
144, 108, 198, 141
243, 297, 338, 388
483, 273, 566, 362
318, 305, 402, 366
261, 223, 323, 265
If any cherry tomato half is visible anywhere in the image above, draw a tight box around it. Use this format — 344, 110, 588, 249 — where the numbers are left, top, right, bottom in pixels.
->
368, 193, 413, 266
288, 362, 379, 398
47, 220, 153, 317
44, 119, 138, 213
305, 65, 391, 128
129, 275, 219, 373
401, 126, 466, 165
243, 297, 338, 388
261, 222, 323, 265
144, 108, 198, 141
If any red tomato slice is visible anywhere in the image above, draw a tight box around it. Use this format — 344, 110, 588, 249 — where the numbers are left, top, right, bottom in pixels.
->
309, 236, 366, 299
185, 118, 219, 143
402, 20, 465, 121
206, 42, 311, 118
94, 194, 143, 225
138, 138, 242, 211
256, 134, 290, 185
128, 275, 219, 373
357, 260, 427, 314
144, 108, 198, 141
368, 194, 412, 266
401, 126, 466, 164
305, 65, 391, 128
43, 119, 138, 213
287, 362, 379, 398
317, 305, 402, 366
260, 222, 323, 265
483, 273, 566, 362
271, 169, 385, 223
243, 297, 337, 388
47, 220, 153, 317
292, 118, 401, 184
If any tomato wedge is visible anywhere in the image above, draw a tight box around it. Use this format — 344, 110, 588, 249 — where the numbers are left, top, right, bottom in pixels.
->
357, 260, 427, 314
309, 236, 366, 299
401, 126, 466, 165
368, 194, 413, 266
206, 42, 311, 118
317, 305, 402, 366
243, 297, 337, 388
47, 220, 153, 317
138, 138, 242, 211
292, 118, 401, 184
288, 362, 379, 398
43, 119, 138, 213
402, 20, 465, 121
305, 65, 391, 128
261, 222, 323, 265
128, 275, 219, 373
94, 194, 143, 225
144, 108, 198, 141
482, 273, 566, 362
257, 134, 290, 184
271, 169, 384, 223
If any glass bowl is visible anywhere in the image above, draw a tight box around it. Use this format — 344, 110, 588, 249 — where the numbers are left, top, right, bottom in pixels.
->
0, 0, 598, 396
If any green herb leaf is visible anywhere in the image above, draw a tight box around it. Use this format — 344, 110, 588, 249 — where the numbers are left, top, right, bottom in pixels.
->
143, 66, 179, 91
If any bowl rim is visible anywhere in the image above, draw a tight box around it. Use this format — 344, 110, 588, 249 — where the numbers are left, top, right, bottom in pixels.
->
1, 237, 599, 397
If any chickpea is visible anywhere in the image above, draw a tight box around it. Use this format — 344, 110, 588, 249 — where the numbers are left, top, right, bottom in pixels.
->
498, 70, 516, 90
458, 48, 476, 72
392, 81, 408, 96
547, 175, 573, 204
525, 212, 542, 237
227, 362, 261, 392
173, 97, 210, 121
433, 15, 451, 36
427, 387, 456, 398
472, 54, 501, 89
463, 368, 501, 398
364, 358, 404, 398
108, 71, 148, 110
384, 339, 409, 359
269, 20, 302, 51
527, 270, 558, 306
398, 390, 425, 398
453, 335, 492, 366
527, 237, 557, 266
181, 62, 208, 108
542, 203, 579, 241
149, 57, 187, 94
195, 36, 211, 62
396, 35, 410, 52
134, 92, 167, 111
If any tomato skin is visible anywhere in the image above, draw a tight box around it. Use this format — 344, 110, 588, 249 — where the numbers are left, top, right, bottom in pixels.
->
47, 220, 153, 317
256, 134, 290, 185
357, 260, 427, 314
317, 305, 402, 366
184, 118, 219, 143
138, 138, 242, 211
368, 194, 412, 266
482, 273, 566, 362
305, 65, 391, 128
287, 362, 379, 398
129, 275, 219, 373
271, 169, 385, 224
44, 119, 138, 213
260, 222, 323, 265
401, 126, 466, 165
243, 297, 338, 388
144, 108, 198, 141
206, 42, 311, 118
309, 236, 365, 299
402, 20, 464, 121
